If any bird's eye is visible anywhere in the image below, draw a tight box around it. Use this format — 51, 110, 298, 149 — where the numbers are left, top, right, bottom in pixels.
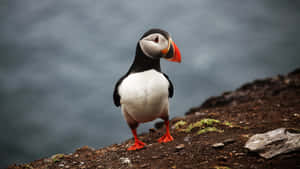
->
154, 36, 159, 43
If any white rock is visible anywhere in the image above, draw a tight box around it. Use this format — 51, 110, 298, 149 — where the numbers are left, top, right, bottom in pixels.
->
120, 157, 131, 165
244, 128, 300, 159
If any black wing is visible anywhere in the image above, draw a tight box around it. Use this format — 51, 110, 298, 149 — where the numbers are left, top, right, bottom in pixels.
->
162, 73, 174, 98
113, 75, 127, 107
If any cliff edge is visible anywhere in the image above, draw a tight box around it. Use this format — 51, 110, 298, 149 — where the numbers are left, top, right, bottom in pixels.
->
8, 68, 300, 169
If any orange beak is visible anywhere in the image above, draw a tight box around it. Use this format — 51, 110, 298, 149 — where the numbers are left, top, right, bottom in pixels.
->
167, 40, 181, 63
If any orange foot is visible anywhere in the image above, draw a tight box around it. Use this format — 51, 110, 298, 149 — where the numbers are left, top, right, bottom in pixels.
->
158, 134, 174, 143
127, 139, 146, 151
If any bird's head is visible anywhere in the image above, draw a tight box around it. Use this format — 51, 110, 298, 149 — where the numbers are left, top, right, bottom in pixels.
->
138, 28, 181, 63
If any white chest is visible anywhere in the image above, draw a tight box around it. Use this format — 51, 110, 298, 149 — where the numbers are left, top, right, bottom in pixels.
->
118, 69, 169, 122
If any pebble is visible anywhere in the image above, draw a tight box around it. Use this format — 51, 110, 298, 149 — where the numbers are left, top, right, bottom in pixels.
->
293, 113, 300, 117
151, 155, 159, 159
175, 144, 185, 151
183, 136, 191, 142
120, 157, 131, 164
74, 154, 79, 158
58, 164, 64, 167
223, 138, 235, 145
195, 112, 206, 116
65, 165, 70, 168
140, 163, 149, 168
199, 161, 208, 165
235, 152, 245, 156
282, 118, 289, 121
43, 158, 52, 163
212, 142, 224, 148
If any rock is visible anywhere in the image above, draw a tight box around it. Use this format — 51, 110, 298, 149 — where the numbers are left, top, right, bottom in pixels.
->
195, 112, 206, 116
223, 138, 235, 145
43, 158, 52, 163
212, 142, 224, 148
175, 144, 185, 151
183, 136, 191, 142
58, 164, 64, 167
244, 128, 300, 159
140, 163, 149, 168
120, 157, 131, 165
151, 155, 159, 159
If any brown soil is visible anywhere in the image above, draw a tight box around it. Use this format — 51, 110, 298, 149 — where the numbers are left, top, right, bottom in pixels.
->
7, 68, 300, 169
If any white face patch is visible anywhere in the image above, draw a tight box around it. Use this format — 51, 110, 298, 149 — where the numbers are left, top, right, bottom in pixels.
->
139, 33, 169, 59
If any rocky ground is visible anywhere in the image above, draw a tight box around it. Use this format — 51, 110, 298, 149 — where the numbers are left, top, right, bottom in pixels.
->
7, 68, 300, 169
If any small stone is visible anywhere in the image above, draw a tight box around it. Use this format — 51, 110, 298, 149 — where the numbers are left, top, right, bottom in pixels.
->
212, 142, 224, 148
195, 112, 206, 116
120, 157, 131, 164
199, 161, 208, 165
140, 163, 149, 168
65, 165, 70, 169
43, 158, 51, 163
152, 155, 159, 159
74, 154, 79, 158
223, 138, 236, 145
183, 136, 191, 142
175, 144, 185, 151
58, 164, 64, 167
235, 152, 245, 156
80, 162, 84, 165
241, 134, 250, 138
282, 118, 289, 121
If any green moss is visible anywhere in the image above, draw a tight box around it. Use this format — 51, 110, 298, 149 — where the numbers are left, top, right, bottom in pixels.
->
51, 153, 64, 163
184, 121, 201, 133
173, 120, 187, 130
223, 121, 234, 128
197, 127, 224, 135
200, 118, 220, 126
183, 118, 221, 133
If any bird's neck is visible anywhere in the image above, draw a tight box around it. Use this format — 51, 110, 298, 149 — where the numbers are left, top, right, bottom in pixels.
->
129, 45, 161, 73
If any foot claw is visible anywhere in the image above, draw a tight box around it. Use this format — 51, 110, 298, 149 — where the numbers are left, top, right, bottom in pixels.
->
158, 134, 174, 143
127, 140, 146, 151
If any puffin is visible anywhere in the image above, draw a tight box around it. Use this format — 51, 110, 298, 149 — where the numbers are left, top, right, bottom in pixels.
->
113, 28, 181, 151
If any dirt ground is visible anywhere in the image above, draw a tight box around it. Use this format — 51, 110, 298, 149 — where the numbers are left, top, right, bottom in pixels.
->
7, 68, 300, 169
